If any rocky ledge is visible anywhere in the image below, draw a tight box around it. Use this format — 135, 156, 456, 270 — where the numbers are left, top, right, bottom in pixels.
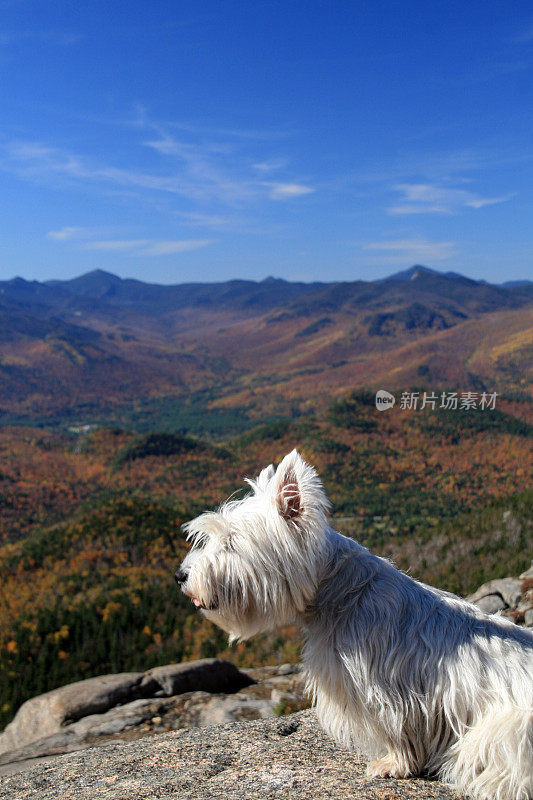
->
0, 659, 307, 775
0, 709, 458, 800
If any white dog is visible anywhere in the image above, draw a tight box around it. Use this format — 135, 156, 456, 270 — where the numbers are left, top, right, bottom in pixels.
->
176, 450, 533, 800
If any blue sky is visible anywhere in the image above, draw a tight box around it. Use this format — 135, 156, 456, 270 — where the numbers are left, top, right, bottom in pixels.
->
1, 0, 532, 284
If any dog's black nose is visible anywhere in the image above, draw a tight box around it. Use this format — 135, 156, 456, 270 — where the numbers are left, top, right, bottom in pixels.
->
175, 568, 188, 585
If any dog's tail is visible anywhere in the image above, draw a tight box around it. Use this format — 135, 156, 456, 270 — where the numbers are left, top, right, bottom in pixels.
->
439, 705, 533, 800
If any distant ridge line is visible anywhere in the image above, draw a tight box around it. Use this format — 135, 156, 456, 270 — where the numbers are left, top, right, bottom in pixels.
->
0, 264, 530, 290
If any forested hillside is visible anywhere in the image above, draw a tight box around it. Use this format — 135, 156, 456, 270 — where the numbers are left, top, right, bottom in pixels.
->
0, 267, 531, 430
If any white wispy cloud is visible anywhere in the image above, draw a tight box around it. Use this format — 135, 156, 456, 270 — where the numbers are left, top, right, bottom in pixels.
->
143, 136, 183, 156
466, 194, 515, 209
141, 239, 213, 255
46, 225, 214, 256
2, 139, 240, 202
46, 226, 88, 241
252, 158, 288, 172
83, 238, 213, 256
178, 212, 237, 230
387, 183, 514, 215
364, 238, 457, 262
1, 134, 313, 208
266, 182, 314, 199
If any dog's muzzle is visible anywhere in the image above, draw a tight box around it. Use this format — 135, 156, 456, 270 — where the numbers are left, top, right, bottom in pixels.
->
174, 568, 189, 586
174, 568, 217, 611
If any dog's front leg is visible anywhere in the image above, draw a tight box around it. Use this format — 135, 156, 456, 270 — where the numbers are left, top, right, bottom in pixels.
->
366, 752, 417, 779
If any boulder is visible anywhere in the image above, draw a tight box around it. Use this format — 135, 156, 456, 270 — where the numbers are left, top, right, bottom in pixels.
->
0, 659, 253, 759
140, 658, 253, 697
67, 697, 163, 738
0, 672, 143, 756
475, 594, 507, 614
0, 698, 164, 769
468, 577, 522, 609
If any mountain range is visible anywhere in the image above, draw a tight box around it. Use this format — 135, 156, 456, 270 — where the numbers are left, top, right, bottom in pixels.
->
0, 265, 531, 432
2, 265, 531, 316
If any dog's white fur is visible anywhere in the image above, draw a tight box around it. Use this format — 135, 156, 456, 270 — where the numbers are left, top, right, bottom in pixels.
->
179, 450, 533, 800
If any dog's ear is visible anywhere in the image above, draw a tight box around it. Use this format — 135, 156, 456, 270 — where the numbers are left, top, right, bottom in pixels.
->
276, 465, 301, 520
256, 464, 275, 491
273, 450, 330, 523
245, 464, 275, 496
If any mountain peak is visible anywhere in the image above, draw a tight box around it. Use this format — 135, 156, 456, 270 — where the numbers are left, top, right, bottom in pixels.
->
45, 269, 123, 298
262, 276, 284, 284
8, 276, 29, 285
384, 265, 439, 283
73, 269, 121, 283
383, 266, 482, 287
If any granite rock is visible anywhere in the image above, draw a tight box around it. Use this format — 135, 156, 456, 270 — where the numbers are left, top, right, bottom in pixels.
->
0, 710, 458, 800
468, 577, 523, 609
0, 659, 253, 761
0, 672, 144, 757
